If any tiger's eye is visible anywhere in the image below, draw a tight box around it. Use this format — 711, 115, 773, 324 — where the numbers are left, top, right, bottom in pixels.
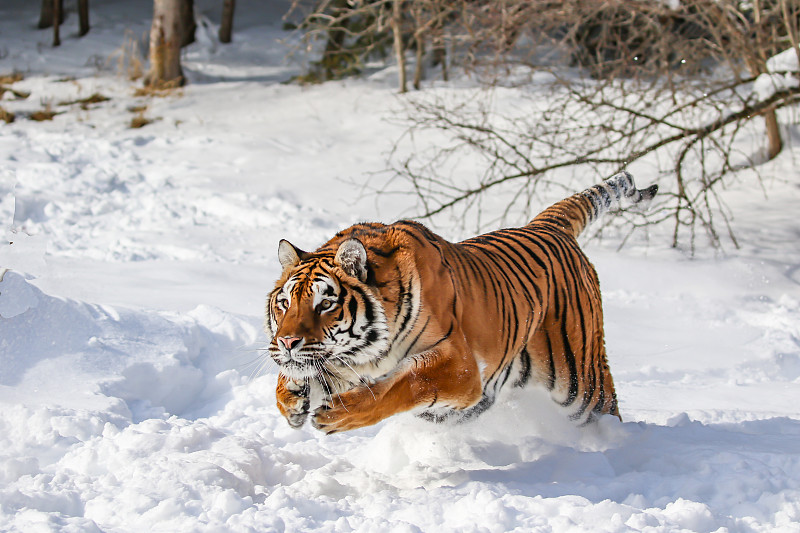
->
320, 300, 333, 310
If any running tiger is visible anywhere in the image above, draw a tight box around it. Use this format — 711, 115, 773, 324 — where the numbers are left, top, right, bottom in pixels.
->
265, 171, 657, 434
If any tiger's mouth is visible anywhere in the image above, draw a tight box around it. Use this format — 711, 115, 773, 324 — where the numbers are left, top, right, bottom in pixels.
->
273, 347, 340, 379
276, 348, 369, 384
279, 360, 319, 380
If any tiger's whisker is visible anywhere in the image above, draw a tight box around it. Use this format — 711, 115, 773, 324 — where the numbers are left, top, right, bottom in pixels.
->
249, 355, 277, 383
315, 362, 337, 409
331, 356, 377, 401
320, 363, 350, 412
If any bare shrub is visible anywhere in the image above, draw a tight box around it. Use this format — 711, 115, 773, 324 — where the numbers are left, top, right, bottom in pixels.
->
109, 31, 147, 81
379, 0, 800, 251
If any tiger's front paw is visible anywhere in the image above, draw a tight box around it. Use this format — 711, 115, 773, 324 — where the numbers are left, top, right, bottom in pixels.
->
276, 377, 310, 429
310, 386, 383, 434
311, 403, 356, 435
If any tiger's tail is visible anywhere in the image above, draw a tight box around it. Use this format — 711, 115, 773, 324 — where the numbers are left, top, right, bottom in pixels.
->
532, 171, 658, 238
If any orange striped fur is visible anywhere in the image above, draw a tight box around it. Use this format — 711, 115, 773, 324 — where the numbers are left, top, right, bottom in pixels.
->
265, 172, 657, 433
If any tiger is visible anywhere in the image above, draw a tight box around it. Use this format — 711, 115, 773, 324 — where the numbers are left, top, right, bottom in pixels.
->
264, 171, 657, 434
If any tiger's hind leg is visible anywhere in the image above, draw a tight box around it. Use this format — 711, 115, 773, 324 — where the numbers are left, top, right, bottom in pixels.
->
526, 314, 621, 425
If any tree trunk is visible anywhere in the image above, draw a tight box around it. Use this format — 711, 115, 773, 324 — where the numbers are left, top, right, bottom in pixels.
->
392, 0, 407, 93
179, 0, 196, 47
52, 0, 61, 47
39, 0, 52, 29
146, 0, 185, 87
38, 0, 63, 29
764, 109, 783, 160
413, 34, 424, 90
431, 18, 447, 82
219, 0, 235, 44
746, 0, 784, 160
78, 0, 90, 37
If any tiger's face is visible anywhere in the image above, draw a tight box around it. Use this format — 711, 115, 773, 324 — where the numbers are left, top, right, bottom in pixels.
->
265, 238, 390, 383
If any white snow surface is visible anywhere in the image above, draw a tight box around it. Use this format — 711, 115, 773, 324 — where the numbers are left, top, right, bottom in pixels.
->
2, 1, 800, 532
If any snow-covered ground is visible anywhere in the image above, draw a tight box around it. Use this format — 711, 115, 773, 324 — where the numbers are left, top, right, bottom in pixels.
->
2, 1, 800, 531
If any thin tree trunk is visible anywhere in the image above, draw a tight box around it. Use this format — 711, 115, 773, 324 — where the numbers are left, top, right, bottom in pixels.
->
39, 0, 63, 29
78, 0, 89, 37
52, 0, 61, 47
747, 0, 783, 160
764, 109, 783, 160
146, 0, 185, 87
219, 0, 235, 43
392, 0, 407, 93
38, 0, 53, 28
179, 0, 196, 47
413, 34, 424, 90
431, 19, 447, 82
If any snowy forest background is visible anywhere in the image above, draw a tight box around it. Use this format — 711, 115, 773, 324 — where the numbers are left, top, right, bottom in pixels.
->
1, 0, 800, 531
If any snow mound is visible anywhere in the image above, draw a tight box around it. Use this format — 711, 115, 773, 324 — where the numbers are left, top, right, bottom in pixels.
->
0, 270, 261, 420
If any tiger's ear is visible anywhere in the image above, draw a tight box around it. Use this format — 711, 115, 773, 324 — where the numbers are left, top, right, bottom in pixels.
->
278, 239, 308, 271
334, 239, 368, 282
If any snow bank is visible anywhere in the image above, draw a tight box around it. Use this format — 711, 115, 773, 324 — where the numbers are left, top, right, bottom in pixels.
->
3, 271, 800, 531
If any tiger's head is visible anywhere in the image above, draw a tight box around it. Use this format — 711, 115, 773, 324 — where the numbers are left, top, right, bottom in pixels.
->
265, 238, 390, 383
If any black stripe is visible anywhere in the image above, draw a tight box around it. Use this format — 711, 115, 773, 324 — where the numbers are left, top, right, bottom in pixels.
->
369, 245, 400, 258
498, 362, 514, 389
558, 284, 579, 407
427, 322, 454, 351
596, 185, 612, 209
403, 316, 431, 359
593, 378, 606, 415
466, 242, 522, 352
352, 285, 375, 323
514, 347, 532, 388
545, 333, 556, 390
396, 275, 414, 333
542, 233, 590, 409
458, 245, 493, 302
474, 232, 542, 306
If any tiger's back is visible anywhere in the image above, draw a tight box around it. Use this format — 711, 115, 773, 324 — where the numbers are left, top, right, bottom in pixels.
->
266, 172, 656, 433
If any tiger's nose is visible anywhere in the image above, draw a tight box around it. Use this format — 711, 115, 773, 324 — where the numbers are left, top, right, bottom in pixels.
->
278, 336, 303, 351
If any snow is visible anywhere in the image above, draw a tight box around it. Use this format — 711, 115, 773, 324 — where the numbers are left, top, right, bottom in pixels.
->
755, 47, 800, 101
2, 0, 800, 531
766, 48, 800, 73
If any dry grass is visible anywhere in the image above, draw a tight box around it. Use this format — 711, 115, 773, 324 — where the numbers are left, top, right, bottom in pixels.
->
133, 78, 183, 98
128, 103, 158, 129
0, 72, 24, 85
0, 107, 14, 124
0, 87, 30, 100
109, 31, 146, 81
29, 102, 61, 122
0, 73, 29, 101
59, 93, 111, 108
30, 109, 60, 121
129, 115, 155, 128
